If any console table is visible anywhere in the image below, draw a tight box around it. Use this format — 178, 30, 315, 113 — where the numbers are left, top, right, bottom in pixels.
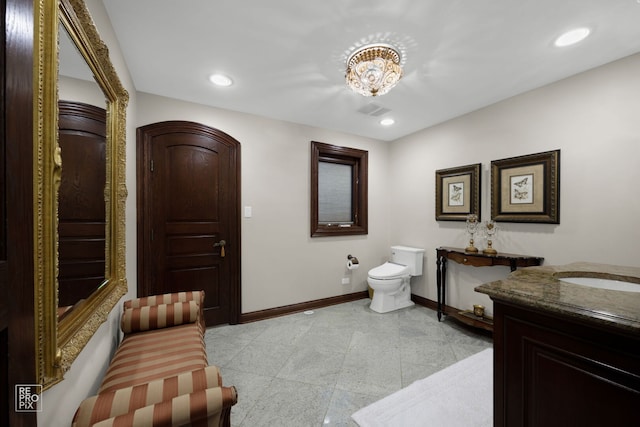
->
436, 246, 543, 331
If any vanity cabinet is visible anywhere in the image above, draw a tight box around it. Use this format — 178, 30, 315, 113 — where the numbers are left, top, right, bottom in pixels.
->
493, 300, 640, 427
476, 263, 640, 427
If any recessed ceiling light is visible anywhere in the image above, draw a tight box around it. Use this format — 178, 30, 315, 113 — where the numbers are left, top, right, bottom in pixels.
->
209, 74, 233, 87
554, 27, 591, 47
380, 118, 395, 126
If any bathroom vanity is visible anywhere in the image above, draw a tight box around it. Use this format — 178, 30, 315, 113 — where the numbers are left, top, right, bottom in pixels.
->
476, 263, 640, 427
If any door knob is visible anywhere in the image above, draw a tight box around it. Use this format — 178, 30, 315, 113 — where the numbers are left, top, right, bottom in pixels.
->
214, 240, 226, 257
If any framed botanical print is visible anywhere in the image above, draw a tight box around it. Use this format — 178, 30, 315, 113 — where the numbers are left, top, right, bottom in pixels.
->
491, 149, 560, 223
435, 163, 481, 221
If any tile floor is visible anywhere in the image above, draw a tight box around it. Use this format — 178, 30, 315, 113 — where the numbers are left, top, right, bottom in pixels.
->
204, 299, 492, 427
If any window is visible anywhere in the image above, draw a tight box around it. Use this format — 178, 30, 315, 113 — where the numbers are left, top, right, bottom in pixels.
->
311, 141, 368, 237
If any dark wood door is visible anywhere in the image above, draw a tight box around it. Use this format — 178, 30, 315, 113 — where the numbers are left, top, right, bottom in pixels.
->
5, 0, 38, 424
137, 121, 240, 326
1, 0, 8, 421
58, 101, 107, 308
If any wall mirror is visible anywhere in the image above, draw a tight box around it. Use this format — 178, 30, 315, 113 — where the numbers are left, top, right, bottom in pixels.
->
58, 11, 107, 316
34, 0, 128, 389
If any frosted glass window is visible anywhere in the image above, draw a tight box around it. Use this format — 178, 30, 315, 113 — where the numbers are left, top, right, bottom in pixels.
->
311, 141, 367, 237
318, 162, 353, 224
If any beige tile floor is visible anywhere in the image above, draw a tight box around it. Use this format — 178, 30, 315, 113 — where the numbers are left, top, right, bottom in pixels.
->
205, 299, 492, 427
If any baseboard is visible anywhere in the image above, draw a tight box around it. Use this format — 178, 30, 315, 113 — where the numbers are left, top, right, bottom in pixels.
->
239, 290, 369, 323
411, 294, 437, 310
412, 294, 462, 316
239, 293, 446, 324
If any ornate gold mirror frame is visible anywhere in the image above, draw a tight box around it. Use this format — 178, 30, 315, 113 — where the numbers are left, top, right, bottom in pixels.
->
35, 0, 128, 389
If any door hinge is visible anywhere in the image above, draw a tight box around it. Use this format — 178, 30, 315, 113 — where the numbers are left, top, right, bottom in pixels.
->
150, 229, 154, 241
150, 160, 154, 172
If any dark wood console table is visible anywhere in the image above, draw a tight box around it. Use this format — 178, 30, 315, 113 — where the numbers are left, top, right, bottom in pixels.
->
436, 246, 543, 331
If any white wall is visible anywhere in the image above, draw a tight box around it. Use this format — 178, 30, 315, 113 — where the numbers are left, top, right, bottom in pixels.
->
59, 76, 105, 107
389, 52, 640, 316
135, 94, 391, 313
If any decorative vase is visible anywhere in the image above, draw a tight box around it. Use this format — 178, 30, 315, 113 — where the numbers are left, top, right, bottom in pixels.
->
473, 304, 485, 317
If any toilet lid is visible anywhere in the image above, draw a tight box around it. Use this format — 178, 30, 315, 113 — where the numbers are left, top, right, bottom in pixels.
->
368, 262, 410, 279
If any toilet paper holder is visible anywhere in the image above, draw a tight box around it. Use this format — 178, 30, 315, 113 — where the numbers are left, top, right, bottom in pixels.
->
347, 254, 360, 270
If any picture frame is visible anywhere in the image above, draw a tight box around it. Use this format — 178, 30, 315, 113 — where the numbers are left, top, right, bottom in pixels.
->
435, 163, 481, 221
491, 149, 560, 223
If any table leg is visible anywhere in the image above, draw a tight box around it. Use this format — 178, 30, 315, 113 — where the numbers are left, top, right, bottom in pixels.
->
436, 255, 447, 321
436, 256, 442, 321
441, 258, 447, 319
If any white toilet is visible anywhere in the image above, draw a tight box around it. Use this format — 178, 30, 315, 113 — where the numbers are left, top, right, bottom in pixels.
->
367, 246, 425, 313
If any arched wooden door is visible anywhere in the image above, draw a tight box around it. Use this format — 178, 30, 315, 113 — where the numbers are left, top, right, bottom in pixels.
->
58, 101, 107, 308
137, 121, 240, 326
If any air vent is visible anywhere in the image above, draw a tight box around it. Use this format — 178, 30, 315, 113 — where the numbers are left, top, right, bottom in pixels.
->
357, 103, 391, 117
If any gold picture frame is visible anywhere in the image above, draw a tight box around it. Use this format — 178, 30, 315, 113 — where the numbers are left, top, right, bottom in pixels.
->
34, 0, 129, 389
435, 163, 481, 221
491, 150, 560, 223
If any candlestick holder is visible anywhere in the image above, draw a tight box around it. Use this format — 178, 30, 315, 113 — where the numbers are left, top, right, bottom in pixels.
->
482, 220, 498, 255
465, 214, 479, 253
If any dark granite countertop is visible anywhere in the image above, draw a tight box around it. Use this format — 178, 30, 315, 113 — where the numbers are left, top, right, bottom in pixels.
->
475, 262, 640, 333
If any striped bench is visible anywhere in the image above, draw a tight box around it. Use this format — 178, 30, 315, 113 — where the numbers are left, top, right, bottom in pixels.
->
73, 291, 237, 427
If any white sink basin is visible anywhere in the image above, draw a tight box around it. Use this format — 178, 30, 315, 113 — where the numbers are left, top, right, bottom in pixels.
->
560, 277, 640, 293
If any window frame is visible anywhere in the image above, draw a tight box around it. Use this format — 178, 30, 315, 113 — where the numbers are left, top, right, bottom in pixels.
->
310, 141, 368, 237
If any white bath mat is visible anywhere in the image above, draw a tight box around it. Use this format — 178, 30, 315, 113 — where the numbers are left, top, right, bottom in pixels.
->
351, 348, 493, 427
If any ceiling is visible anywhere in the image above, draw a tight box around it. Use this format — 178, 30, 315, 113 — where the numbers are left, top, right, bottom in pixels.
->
101, 0, 640, 141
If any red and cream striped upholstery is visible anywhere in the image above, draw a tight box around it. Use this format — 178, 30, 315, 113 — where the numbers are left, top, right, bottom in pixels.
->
123, 291, 205, 309
99, 323, 208, 394
88, 387, 237, 427
73, 291, 237, 427
73, 366, 224, 426
124, 291, 206, 331
121, 301, 201, 334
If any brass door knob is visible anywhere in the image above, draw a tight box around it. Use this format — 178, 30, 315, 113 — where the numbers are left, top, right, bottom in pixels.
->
214, 240, 226, 257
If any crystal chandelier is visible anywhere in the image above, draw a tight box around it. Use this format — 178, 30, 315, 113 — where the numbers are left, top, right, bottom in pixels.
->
345, 44, 403, 97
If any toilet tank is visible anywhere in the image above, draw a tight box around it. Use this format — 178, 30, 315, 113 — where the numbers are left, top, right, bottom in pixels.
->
390, 246, 425, 276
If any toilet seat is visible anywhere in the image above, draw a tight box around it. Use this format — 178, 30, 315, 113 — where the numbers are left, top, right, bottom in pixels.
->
368, 262, 410, 280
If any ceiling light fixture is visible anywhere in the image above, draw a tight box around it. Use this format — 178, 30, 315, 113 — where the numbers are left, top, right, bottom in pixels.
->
380, 118, 395, 126
209, 73, 233, 87
346, 44, 403, 97
554, 27, 591, 47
